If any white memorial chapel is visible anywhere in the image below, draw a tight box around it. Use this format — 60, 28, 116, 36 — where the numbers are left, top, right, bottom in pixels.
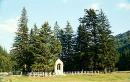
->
54, 58, 64, 75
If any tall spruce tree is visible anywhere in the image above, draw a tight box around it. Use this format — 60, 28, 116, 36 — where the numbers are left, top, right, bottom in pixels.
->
77, 9, 118, 72
97, 10, 118, 72
54, 21, 60, 39
77, 9, 99, 71
31, 22, 62, 76
59, 21, 74, 71
73, 24, 86, 71
28, 24, 38, 68
11, 8, 32, 74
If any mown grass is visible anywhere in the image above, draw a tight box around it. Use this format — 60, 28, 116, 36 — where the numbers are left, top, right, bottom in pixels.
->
2, 72, 130, 82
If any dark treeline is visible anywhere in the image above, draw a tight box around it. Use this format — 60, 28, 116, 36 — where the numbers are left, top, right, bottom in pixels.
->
10, 8, 118, 74
115, 31, 130, 71
56, 9, 118, 72
0, 7, 129, 74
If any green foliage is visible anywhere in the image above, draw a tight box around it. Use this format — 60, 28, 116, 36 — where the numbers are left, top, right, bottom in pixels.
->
77, 9, 98, 70
97, 10, 118, 71
116, 31, 130, 70
10, 8, 33, 74
31, 22, 62, 73
115, 31, 130, 48
76, 9, 118, 72
59, 21, 75, 71
54, 21, 60, 39
0, 46, 12, 72
11, 8, 61, 74
9, 8, 121, 73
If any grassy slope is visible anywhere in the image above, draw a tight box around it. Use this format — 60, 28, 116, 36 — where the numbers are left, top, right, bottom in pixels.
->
2, 72, 130, 82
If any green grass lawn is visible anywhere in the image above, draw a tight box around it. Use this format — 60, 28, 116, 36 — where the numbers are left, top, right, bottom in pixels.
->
2, 72, 130, 82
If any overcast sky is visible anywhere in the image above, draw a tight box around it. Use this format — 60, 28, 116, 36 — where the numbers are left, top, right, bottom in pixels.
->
0, 0, 130, 52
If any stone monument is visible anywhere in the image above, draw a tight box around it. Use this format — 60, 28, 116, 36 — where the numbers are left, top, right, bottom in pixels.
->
54, 58, 64, 75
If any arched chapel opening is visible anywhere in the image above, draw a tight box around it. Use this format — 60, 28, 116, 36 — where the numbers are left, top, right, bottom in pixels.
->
57, 63, 61, 70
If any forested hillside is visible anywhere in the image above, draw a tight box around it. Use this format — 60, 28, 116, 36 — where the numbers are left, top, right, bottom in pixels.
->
115, 31, 130, 48
115, 31, 130, 70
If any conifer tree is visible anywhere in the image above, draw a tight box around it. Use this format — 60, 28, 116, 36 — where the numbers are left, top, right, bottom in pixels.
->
28, 24, 38, 69
77, 9, 118, 72
97, 10, 118, 72
77, 9, 99, 71
59, 21, 74, 71
31, 22, 62, 76
11, 8, 32, 74
54, 21, 60, 39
